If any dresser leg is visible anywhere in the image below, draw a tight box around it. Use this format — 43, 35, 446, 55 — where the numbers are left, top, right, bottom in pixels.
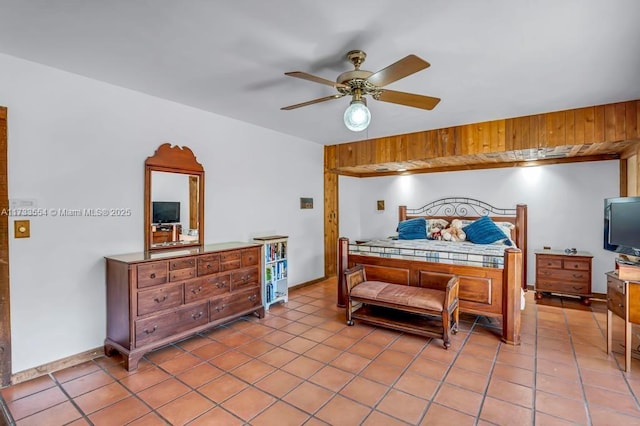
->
607, 309, 612, 355
125, 353, 144, 372
535, 291, 543, 300
626, 320, 632, 373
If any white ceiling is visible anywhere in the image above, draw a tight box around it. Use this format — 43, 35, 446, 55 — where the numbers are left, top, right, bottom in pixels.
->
1, 1, 639, 145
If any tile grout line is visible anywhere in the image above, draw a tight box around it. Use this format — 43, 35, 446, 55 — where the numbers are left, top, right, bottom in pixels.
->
48, 371, 95, 426
562, 299, 593, 425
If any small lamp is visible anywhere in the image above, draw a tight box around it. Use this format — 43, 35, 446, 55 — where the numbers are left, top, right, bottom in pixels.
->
343, 90, 371, 132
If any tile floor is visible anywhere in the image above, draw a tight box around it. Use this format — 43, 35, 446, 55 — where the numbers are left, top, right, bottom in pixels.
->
2, 278, 640, 425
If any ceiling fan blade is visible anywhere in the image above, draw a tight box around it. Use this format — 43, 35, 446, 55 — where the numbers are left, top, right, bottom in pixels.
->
376, 89, 441, 110
367, 55, 431, 87
281, 94, 346, 110
284, 71, 348, 89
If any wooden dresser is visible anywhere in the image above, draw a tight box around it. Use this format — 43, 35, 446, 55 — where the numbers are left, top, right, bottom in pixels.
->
105, 242, 263, 370
535, 249, 593, 305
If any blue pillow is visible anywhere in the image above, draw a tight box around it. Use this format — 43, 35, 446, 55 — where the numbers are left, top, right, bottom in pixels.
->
397, 217, 427, 240
463, 216, 512, 246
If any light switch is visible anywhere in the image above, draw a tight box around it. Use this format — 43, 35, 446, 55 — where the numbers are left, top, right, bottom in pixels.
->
14, 220, 30, 238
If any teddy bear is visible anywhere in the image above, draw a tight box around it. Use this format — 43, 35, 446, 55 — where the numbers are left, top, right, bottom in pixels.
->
442, 219, 467, 242
427, 219, 449, 240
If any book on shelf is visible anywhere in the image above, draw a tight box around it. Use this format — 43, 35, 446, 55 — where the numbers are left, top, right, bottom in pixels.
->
266, 283, 273, 303
265, 265, 272, 284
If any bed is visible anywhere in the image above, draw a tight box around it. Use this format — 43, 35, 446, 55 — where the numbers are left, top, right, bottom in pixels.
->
337, 197, 527, 345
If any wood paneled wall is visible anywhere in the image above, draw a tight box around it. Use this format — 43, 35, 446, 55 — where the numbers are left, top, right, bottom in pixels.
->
330, 100, 639, 170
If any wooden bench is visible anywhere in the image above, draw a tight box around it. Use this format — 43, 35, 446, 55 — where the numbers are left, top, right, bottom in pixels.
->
344, 265, 460, 349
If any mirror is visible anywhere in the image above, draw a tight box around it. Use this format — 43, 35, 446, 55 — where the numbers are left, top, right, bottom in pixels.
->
144, 144, 204, 251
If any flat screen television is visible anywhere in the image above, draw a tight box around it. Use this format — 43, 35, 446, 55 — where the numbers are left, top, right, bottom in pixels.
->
153, 201, 180, 224
604, 196, 640, 257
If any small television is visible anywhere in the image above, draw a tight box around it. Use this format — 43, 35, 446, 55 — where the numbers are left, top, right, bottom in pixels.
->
153, 201, 180, 224
604, 196, 640, 257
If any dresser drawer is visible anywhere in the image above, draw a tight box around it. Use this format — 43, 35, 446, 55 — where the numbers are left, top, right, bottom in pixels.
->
169, 258, 196, 271
230, 267, 260, 292
135, 302, 208, 347
137, 282, 184, 316
210, 289, 261, 321
537, 280, 589, 295
537, 268, 589, 283
169, 267, 196, 282
563, 259, 590, 271
608, 276, 625, 294
608, 287, 626, 319
242, 248, 260, 267
220, 251, 241, 271
184, 274, 230, 303
197, 255, 220, 276
137, 262, 168, 288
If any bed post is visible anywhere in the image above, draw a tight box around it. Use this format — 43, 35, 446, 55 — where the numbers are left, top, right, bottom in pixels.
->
399, 205, 407, 221
502, 248, 522, 345
337, 237, 349, 308
516, 204, 528, 290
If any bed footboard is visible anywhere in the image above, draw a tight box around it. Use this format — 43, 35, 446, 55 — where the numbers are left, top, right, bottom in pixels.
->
337, 237, 522, 345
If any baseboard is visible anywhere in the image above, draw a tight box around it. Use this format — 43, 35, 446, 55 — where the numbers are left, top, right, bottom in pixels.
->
9, 346, 103, 386
289, 276, 329, 290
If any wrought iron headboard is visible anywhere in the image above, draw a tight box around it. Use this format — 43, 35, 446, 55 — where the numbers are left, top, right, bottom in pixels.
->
405, 197, 516, 218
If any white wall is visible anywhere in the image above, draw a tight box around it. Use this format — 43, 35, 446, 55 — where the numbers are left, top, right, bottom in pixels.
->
339, 161, 620, 294
0, 53, 324, 373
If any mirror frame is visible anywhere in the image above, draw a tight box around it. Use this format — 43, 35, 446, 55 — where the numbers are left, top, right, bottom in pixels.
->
144, 143, 205, 252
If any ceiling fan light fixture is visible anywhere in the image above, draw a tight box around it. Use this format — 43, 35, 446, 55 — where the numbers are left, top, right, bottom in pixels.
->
344, 99, 371, 132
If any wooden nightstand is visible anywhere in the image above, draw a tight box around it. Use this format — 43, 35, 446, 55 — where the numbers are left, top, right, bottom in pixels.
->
606, 271, 640, 372
535, 250, 593, 305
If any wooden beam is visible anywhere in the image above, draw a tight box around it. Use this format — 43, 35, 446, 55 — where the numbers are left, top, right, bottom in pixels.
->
328, 154, 620, 178
0, 107, 9, 387
324, 146, 339, 278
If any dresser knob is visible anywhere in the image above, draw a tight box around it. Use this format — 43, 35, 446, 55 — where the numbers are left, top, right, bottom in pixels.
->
154, 294, 167, 303
214, 304, 226, 312
191, 286, 202, 294
150, 273, 156, 279
191, 311, 204, 320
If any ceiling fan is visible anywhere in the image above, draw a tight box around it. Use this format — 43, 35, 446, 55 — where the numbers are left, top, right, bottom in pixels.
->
281, 50, 440, 131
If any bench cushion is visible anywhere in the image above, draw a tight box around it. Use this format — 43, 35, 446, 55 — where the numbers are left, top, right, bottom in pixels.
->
351, 281, 444, 312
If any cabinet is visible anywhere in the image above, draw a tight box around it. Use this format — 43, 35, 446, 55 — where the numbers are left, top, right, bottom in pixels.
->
104, 242, 264, 370
606, 271, 640, 372
535, 250, 593, 305
254, 235, 288, 310
151, 223, 182, 245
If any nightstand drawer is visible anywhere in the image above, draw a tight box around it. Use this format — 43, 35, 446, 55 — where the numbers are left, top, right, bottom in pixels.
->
563, 260, 590, 271
538, 257, 562, 269
537, 280, 589, 295
538, 268, 590, 283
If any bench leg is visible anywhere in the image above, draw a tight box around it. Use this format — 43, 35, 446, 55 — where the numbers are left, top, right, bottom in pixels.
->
346, 297, 354, 326
452, 303, 459, 334
442, 310, 451, 349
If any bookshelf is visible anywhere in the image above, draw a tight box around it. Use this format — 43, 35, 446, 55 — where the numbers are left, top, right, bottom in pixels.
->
253, 235, 288, 310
